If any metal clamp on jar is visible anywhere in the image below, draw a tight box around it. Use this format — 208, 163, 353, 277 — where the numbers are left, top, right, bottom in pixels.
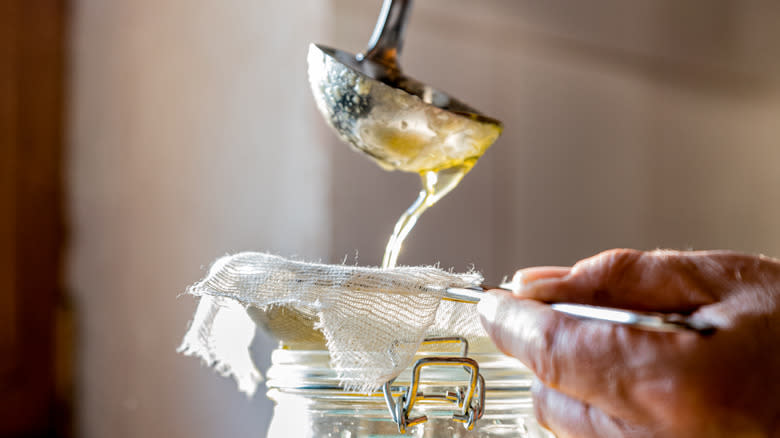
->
264, 340, 552, 437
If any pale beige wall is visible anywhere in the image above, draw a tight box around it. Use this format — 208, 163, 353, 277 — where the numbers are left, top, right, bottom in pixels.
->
68, 1, 329, 437
69, 0, 780, 437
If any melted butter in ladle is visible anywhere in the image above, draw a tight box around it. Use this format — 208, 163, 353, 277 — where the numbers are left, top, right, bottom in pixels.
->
357, 108, 501, 174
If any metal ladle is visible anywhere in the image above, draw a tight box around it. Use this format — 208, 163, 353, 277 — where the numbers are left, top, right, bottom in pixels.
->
307, 0, 503, 173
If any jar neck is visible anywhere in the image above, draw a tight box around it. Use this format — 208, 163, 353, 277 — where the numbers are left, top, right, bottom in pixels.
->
266, 349, 535, 409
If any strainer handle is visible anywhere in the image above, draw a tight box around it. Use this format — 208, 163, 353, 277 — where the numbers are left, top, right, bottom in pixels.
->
445, 287, 715, 334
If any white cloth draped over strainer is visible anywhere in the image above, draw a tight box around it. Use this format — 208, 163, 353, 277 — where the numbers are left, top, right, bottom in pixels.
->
178, 252, 486, 395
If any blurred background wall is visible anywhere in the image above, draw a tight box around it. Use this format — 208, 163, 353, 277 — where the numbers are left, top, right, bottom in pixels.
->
68, 1, 329, 436
65, 0, 780, 437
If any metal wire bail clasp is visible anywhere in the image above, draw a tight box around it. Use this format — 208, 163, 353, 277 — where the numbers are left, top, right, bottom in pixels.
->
382, 337, 486, 433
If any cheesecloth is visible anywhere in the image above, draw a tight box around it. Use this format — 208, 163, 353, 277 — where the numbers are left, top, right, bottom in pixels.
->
178, 252, 487, 395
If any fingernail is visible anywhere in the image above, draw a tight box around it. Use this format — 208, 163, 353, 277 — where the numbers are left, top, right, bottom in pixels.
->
499, 271, 524, 293
477, 291, 502, 325
503, 267, 570, 293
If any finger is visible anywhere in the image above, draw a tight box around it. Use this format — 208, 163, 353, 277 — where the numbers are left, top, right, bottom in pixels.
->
532, 379, 655, 438
503, 266, 570, 291
478, 290, 690, 421
514, 249, 721, 312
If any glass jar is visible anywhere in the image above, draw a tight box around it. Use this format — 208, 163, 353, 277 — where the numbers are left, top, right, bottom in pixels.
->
265, 347, 553, 437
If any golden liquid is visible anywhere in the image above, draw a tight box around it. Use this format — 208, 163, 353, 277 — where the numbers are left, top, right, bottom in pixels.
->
381, 160, 476, 268
360, 115, 501, 174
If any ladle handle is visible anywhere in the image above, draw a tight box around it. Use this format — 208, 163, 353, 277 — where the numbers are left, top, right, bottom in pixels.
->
361, 0, 413, 70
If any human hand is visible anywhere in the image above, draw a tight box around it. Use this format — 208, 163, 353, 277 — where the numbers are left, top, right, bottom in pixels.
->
478, 249, 780, 437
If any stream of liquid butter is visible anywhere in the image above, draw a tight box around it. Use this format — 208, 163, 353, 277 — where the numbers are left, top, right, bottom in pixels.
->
381, 161, 475, 269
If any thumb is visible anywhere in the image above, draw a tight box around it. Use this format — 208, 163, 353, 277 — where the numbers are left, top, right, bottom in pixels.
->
511, 249, 722, 312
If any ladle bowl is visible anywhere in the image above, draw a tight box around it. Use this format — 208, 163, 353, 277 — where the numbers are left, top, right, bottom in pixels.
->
307, 0, 502, 173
